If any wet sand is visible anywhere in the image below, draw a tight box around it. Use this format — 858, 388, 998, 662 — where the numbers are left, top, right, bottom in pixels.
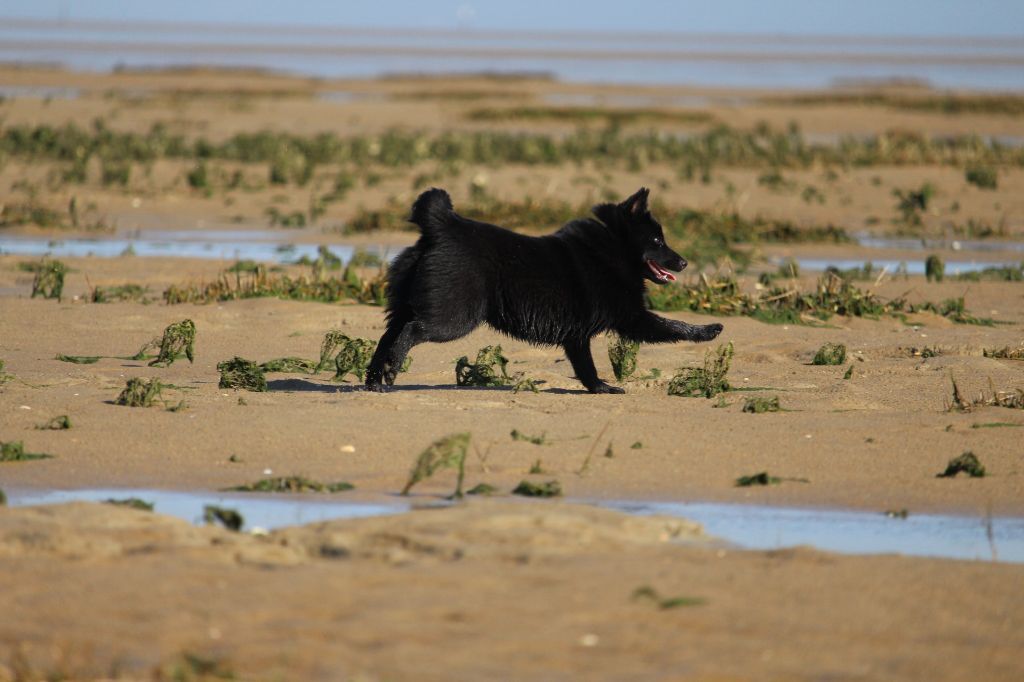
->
1, 66, 1023, 680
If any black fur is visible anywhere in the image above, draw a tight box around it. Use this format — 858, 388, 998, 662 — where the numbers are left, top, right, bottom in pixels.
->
365, 187, 723, 394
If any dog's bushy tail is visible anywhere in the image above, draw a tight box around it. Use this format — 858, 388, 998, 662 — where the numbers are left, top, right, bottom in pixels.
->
408, 188, 453, 236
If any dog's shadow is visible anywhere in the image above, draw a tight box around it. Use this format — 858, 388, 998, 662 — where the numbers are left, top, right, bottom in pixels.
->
266, 378, 587, 395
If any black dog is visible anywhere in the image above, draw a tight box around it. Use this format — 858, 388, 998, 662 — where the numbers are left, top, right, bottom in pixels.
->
365, 187, 723, 394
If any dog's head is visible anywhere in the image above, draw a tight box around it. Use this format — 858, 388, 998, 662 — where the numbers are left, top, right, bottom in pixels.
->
593, 187, 687, 285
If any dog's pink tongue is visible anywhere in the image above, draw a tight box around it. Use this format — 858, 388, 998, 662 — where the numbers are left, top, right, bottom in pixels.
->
653, 261, 676, 281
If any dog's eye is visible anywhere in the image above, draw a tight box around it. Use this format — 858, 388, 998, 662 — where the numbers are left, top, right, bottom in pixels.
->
653, 238, 662, 246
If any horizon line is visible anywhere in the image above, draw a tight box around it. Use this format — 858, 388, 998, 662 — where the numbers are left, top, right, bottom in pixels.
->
2, 16, 1023, 48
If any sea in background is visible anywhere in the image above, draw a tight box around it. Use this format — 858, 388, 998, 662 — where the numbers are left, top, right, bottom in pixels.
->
1, 17, 1023, 91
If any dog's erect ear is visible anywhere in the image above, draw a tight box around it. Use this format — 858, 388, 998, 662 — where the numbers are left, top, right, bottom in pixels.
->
620, 187, 650, 216
592, 187, 650, 226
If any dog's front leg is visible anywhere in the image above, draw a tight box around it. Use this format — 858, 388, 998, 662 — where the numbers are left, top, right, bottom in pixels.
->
620, 311, 723, 344
564, 339, 625, 394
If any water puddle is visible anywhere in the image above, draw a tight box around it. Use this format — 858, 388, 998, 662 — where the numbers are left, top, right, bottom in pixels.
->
0, 85, 81, 100
316, 91, 377, 104
786, 256, 1014, 276
6, 488, 407, 530
0, 234, 372, 264
854, 233, 1024, 254
5, 224, 1024, 273
540, 92, 747, 109
5, 488, 1022, 563
604, 500, 1024, 563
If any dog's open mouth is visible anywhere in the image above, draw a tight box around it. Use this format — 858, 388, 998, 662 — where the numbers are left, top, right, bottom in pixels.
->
646, 259, 677, 282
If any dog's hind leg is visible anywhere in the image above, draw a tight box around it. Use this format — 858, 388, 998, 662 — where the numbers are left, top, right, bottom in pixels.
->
366, 309, 483, 391
618, 312, 723, 344
366, 318, 424, 391
564, 339, 624, 394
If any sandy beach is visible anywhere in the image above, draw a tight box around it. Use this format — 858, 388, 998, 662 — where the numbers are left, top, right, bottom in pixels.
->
1, 64, 1023, 680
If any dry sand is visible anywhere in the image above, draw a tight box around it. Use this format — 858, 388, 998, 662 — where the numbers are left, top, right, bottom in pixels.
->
0, 501, 1022, 681
1, 66, 1023, 680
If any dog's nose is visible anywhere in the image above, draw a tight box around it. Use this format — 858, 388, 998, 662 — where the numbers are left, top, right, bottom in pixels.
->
677, 257, 688, 271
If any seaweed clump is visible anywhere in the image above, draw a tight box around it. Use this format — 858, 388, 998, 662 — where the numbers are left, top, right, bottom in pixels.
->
736, 472, 781, 486
667, 342, 733, 398
965, 165, 998, 190
148, 319, 196, 368
90, 283, 150, 303
332, 335, 378, 382
742, 396, 781, 413
30, 259, 68, 300
983, 347, 1024, 360
510, 429, 548, 445
607, 334, 640, 382
57, 329, 166, 366
203, 505, 244, 531
455, 345, 538, 393
925, 255, 945, 283
455, 345, 511, 387
36, 415, 71, 430
937, 452, 986, 478
401, 432, 471, 498
647, 272, 994, 326
260, 357, 319, 373
317, 329, 352, 372
104, 498, 153, 511
227, 476, 355, 493
217, 357, 268, 392
812, 342, 847, 366
632, 585, 706, 609
316, 330, 407, 381
114, 378, 165, 407
0, 441, 53, 462
511, 480, 562, 497
735, 471, 809, 486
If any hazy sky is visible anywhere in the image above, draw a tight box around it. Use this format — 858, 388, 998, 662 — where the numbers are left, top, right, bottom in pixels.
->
4, 0, 1024, 37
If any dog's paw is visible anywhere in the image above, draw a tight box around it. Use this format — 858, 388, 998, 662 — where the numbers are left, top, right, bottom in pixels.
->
364, 382, 389, 393
589, 382, 626, 395
701, 323, 724, 340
